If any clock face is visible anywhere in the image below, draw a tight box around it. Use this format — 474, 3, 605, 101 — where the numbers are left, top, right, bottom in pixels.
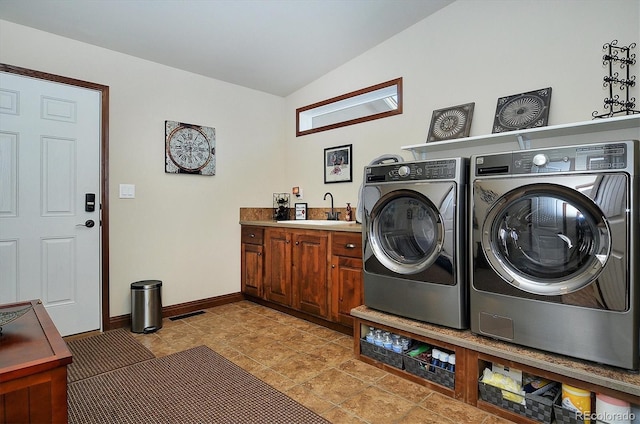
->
165, 121, 216, 175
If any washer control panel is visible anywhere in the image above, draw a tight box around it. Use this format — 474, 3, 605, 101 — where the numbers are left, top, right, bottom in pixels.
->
366, 158, 459, 183
474, 142, 631, 176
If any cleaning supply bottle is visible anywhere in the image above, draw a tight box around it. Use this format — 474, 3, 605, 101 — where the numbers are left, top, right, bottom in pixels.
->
345, 203, 352, 221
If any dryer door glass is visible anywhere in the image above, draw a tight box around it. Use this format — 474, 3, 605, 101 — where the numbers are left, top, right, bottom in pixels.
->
370, 192, 443, 275
482, 183, 611, 295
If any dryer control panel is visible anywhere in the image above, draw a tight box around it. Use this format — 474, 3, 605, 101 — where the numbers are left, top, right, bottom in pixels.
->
474, 142, 632, 176
366, 158, 460, 183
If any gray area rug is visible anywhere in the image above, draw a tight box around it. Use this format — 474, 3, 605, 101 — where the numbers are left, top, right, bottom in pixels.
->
67, 345, 330, 424
66, 328, 155, 383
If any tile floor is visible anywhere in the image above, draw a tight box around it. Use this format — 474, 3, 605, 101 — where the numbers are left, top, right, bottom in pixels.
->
129, 300, 515, 424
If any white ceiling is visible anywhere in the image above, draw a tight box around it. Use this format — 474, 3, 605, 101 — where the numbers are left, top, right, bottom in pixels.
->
0, 0, 454, 97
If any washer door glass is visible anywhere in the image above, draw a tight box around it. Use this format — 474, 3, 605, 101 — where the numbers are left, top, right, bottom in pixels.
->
370, 191, 443, 275
482, 183, 611, 295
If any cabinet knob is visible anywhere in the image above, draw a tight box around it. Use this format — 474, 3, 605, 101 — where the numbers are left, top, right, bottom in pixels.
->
258, 252, 261, 256
250, 233, 255, 238
332, 264, 335, 268
345, 243, 356, 249
295, 241, 299, 245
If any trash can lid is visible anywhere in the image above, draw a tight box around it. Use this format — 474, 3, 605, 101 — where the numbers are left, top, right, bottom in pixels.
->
131, 280, 162, 290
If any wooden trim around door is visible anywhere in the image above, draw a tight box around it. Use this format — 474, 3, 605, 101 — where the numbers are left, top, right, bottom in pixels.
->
0, 63, 111, 332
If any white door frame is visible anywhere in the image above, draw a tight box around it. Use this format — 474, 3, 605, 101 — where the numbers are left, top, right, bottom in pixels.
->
0, 63, 110, 332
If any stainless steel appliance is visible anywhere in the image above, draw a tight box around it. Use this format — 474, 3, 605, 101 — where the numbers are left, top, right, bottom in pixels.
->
470, 140, 639, 369
362, 158, 468, 329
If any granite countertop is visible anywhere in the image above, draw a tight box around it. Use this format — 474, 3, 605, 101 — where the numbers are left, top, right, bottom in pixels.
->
351, 305, 640, 398
240, 220, 362, 233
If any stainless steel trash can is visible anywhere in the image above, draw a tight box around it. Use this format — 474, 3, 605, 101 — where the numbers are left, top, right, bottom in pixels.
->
131, 280, 162, 333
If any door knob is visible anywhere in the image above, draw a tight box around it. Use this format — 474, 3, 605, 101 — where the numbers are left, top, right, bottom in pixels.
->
76, 220, 95, 228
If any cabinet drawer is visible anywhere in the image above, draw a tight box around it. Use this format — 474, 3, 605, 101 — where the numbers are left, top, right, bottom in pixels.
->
241, 226, 264, 245
331, 232, 362, 258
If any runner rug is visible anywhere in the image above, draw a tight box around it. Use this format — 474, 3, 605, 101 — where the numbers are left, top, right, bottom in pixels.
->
66, 328, 155, 383
67, 345, 330, 424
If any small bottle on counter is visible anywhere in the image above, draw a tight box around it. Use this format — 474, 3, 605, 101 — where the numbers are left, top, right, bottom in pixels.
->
345, 203, 352, 221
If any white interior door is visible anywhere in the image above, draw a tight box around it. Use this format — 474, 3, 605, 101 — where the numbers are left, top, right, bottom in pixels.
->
0, 71, 101, 336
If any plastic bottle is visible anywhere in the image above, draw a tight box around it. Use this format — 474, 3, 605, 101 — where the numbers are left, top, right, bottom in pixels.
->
365, 327, 375, 343
431, 349, 441, 369
345, 203, 352, 221
447, 354, 456, 372
439, 352, 450, 369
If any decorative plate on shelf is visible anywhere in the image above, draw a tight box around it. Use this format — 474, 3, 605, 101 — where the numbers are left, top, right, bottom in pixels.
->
0, 305, 33, 335
492, 87, 552, 133
427, 102, 475, 142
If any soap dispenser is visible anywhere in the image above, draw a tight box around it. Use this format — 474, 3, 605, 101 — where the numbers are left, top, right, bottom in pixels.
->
345, 203, 352, 221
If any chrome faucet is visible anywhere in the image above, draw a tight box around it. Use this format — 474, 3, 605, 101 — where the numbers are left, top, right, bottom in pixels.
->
323, 192, 340, 220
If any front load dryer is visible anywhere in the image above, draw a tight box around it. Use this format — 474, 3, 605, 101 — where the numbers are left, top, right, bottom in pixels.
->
363, 157, 468, 329
470, 140, 639, 369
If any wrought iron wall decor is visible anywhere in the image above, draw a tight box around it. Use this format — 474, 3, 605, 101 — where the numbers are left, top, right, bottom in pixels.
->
593, 40, 639, 119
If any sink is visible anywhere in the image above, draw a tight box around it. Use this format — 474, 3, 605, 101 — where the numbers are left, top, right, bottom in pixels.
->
277, 220, 354, 226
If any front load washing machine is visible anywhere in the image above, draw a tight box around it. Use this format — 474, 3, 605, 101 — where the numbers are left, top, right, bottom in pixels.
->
470, 140, 639, 369
363, 157, 468, 329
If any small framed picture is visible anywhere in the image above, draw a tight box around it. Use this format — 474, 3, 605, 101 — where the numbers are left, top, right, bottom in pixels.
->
295, 203, 308, 220
324, 144, 352, 184
427, 102, 475, 142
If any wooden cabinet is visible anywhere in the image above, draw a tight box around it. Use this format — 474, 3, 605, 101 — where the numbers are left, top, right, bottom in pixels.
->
292, 230, 329, 318
263, 227, 329, 318
241, 226, 264, 298
330, 232, 363, 327
264, 228, 292, 306
0, 300, 72, 424
241, 223, 364, 331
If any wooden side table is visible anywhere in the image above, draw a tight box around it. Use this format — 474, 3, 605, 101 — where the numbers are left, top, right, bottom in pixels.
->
0, 300, 72, 424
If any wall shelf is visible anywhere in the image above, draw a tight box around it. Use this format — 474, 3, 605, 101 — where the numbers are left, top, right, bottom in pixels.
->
402, 114, 640, 160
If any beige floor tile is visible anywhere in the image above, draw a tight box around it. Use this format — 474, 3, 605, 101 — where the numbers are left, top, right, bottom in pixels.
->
269, 352, 329, 384
250, 367, 298, 392
336, 359, 389, 384
308, 341, 354, 367
284, 384, 336, 415
375, 373, 435, 404
398, 405, 457, 423
339, 386, 417, 424
301, 368, 370, 404
421, 392, 495, 423
321, 406, 369, 424
121, 301, 515, 423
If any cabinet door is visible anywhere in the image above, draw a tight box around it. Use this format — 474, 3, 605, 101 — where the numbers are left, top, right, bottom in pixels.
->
292, 231, 329, 318
331, 255, 363, 327
264, 229, 292, 306
241, 243, 263, 297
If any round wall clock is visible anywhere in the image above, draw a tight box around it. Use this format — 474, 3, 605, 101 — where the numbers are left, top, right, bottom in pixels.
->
165, 121, 216, 175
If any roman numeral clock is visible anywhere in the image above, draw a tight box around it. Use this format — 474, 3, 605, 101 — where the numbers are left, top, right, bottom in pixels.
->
165, 120, 216, 175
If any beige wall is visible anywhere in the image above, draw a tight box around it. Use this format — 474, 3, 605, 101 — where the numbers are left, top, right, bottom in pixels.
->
0, 20, 285, 317
1, 0, 638, 319
284, 0, 640, 209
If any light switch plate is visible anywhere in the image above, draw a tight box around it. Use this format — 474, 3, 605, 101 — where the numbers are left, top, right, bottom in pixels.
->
119, 184, 135, 199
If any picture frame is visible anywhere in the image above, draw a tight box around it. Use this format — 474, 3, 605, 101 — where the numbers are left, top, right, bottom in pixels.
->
324, 144, 352, 184
492, 87, 552, 133
295, 203, 308, 220
427, 102, 475, 142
